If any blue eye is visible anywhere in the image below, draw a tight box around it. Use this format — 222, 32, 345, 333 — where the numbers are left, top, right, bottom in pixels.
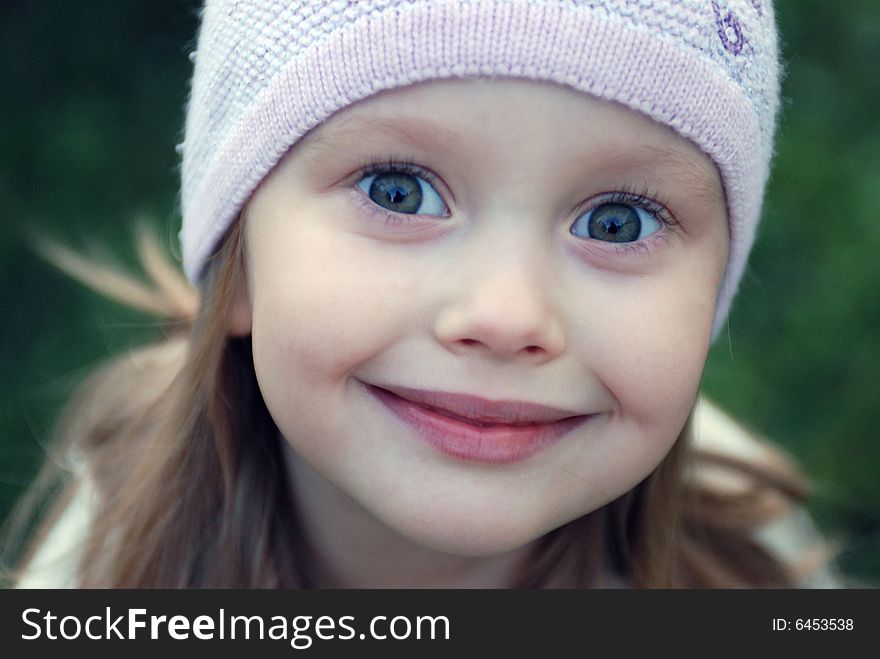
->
570, 202, 663, 243
357, 170, 447, 216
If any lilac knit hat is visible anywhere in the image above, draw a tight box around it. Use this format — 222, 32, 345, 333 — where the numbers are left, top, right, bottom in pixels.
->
180, 0, 781, 338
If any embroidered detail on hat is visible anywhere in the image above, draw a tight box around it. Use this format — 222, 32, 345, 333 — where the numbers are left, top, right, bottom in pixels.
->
712, 0, 746, 56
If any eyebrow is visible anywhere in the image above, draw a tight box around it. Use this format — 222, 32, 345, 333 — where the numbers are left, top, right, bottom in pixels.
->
298, 115, 465, 159
299, 115, 724, 207
616, 143, 726, 208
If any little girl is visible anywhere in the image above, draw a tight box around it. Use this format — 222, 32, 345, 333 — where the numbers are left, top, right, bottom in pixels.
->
11, 0, 833, 588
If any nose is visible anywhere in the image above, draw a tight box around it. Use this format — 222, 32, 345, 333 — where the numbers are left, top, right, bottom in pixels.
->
433, 250, 566, 362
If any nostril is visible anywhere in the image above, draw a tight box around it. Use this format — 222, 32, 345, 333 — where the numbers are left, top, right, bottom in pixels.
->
457, 339, 545, 354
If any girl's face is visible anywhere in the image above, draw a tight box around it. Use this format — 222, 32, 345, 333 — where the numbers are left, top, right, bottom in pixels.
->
240, 78, 728, 558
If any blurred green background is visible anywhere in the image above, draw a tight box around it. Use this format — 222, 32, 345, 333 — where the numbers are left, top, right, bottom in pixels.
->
1, 1, 878, 585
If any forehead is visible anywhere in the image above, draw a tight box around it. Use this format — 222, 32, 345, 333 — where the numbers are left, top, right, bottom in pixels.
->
298, 77, 724, 204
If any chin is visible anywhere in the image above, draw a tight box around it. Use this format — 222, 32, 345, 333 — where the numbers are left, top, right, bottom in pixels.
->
383, 505, 561, 558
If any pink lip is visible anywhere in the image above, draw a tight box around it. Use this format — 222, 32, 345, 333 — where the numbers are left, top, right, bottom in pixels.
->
366, 384, 589, 464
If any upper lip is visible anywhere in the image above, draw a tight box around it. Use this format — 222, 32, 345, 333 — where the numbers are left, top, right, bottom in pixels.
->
372, 384, 585, 425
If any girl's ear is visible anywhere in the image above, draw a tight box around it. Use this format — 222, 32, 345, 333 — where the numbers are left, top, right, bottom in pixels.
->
226, 272, 253, 337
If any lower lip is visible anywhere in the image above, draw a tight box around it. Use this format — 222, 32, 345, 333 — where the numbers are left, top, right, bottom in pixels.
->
367, 385, 587, 464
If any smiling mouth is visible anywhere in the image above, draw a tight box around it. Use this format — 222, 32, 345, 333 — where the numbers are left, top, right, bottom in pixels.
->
365, 384, 591, 464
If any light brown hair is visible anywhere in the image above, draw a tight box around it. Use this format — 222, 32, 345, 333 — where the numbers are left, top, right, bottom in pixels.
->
5, 220, 819, 588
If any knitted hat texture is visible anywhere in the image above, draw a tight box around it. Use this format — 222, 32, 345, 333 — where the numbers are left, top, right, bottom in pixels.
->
180, 0, 781, 337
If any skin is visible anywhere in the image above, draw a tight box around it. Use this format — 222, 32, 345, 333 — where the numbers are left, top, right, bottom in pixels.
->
232, 78, 729, 587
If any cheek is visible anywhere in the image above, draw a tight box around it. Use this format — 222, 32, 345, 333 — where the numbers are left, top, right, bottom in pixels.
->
246, 216, 437, 453
582, 266, 716, 432
549, 272, 715, 511
245, 222, 399, 465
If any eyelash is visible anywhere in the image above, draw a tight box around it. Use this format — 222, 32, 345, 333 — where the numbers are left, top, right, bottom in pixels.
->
353, 159, 679, 253
577, 184, 680, 256
355, 158, 449, 226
